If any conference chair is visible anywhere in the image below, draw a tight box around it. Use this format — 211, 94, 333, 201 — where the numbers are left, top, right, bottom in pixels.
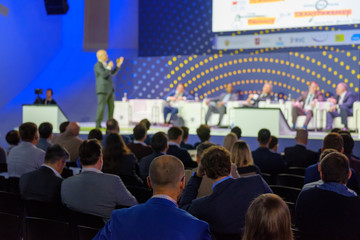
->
24, 217, 71, 240
276, 174, 305, 189
0, 191, 23, 216
285, 201, 295, 227
269, 185, 301, 203
287, 167, 306, 176
0, 175, 7, 191
66, 208, 105, 229
126, 185, 153, 203
23, 199, 67, 221
77, 225, 100, 240
119, 174, 145, 187
261, 173, 277, 185
0, 162, 7, 172
8, 177, 20, 194
0, 212, 22, 240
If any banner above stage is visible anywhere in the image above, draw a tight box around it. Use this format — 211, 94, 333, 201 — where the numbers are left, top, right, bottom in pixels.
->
213, 29, 360, 50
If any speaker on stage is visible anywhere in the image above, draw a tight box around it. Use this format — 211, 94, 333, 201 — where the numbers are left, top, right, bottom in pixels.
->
44, 0, 69, 15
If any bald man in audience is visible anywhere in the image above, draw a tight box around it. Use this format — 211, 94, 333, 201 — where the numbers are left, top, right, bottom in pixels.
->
52, 122, 83, 161
94, 155, 211, 240
94, 49, 124, 128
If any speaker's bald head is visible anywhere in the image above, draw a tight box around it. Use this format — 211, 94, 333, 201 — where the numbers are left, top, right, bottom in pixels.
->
149, 155, 184, 189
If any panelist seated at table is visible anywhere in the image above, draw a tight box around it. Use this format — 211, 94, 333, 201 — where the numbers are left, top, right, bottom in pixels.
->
292, 81, 323, 130
325, 83, 356, 131
205, 83, 237, 127
246, 83, 273, 107
163, 83, 193, 124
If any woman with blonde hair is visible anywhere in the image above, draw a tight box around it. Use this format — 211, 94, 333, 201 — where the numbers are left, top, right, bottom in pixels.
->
231, 140, 261, 176
242, 193, 294, 240
222, 132, 238, 152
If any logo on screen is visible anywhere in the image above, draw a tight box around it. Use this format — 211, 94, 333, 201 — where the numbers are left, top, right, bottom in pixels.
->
255, 38, 260, 45
351, 34, 360, 41
276, 37, 284, 46
312, 34, 328, 43
335, 34, 345, 42
290, 37, 305, 44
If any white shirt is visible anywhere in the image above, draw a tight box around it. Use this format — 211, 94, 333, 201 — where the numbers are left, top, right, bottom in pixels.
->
339, 91, 347, 105
133, 140, 147, 146
42, 164, 62, 179
100, 61, 111, 70
168, 142, 180, 148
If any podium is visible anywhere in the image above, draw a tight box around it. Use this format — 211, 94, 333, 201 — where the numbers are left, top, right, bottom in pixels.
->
22, 105, 68, 133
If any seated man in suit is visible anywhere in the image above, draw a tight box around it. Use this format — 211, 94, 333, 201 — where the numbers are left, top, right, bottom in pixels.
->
252, 129, 287, 174
326, 82, 356, 131
127, 124, 153, 161
296, 152, 360, 240
292, 81, 323, 130
284, 129, 318, 168
139, 132, 168, 180
61, 139, 137, 220
340, 132, 360, 173
163, 83, 193, 125
167, 127, 197, 169
7, 122, 45, 178
37, 122, 53, 151
102, 118, 131, 145
180, 146, 272, 237
180, 126, 194, 150
205, 83, 237, 127
246, 82, 273, 107
194, 124, 211, 148
94, 155, 211, 240
19, 144, 68, 203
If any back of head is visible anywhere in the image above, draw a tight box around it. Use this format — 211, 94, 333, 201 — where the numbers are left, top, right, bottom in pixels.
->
295, 129, 308, 144
45, 144, 69, 164
181, 126, 189, 141
196, 124, 211, 142
19, 122, 38, 142
268, 136, 278, 150
88, 129, 103, 141
319, 149, 338, 163
140, 118, 151, 130
231, 140, 254, 168
6, 130, 20, 145
133, 124, 147, 141
59, 121, 70, 133
231, 126, 242, 139
340, 132, 354, 155
243, 193, 293, 240
79, 139, 102, 166
106, 118, 119, 133
201, 146, 231, 179
323, 133, 343, 152
151, 132, 168, 153
196, 142, 215, 158
168, 126, 183, 141
257, 128, 271, 145
222, 133, 238, 151
320, 152, 350, 184
39, 122, 53, 139
65, 122, 80, 136
149, 155, 184, 190
104, 133, 130, 157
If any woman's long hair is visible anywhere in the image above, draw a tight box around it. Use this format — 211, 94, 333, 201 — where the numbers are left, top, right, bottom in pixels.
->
102, 133, 131, 173
231, 141, 254, 168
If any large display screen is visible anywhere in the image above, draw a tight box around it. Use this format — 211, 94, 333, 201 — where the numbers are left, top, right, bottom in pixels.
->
212, 0, 360, 32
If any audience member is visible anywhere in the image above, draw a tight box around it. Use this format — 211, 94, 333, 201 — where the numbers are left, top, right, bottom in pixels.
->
222, 132, 237, 152
94, 155, 211, 240
61, 139, 137, 220
102, 133, 142, 185
52, 122, 83, 162
296, 152, 360, 239
140, 132, 168, 180
5, 130, 20, 154
252, 129, 286, 174
340, 131, 360, 173
268, 135, 278, 152
127, 124, 153, 161
167, 127, 197, 168
231, 141, 261, 176
88, 128, 103, 142
180, 146, 272, 237
231, 126, 242, 139
242, 194, 293, 240
284, 129, 318, 168
139, 118, 152, 145
19, 144, 68, 203
103, 118, 131, 145
7, 122, 45, 177
180, 126, 194, 150
194, 124, 211, 148
0, 144, 5, 164
37, 122, 53, 151
59, 121, 70, 134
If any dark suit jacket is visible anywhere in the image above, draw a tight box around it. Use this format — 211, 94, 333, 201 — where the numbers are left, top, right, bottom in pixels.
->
94, 61, 120, 94
180, 141, 195, 150
94, 197, 211, 240
336, 91, 356, 113
284, 144, 318, 168
139, 152, 164, 179
252, 147, 287, 174
167, 144, 197, 169
180, 175, 272, 235
127, 142, 153, 161
19, 166, 63, 203
102, 153, 141, 179
296, 90, 323, 108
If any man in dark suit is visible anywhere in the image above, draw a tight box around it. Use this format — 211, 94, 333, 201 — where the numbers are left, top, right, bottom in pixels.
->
163, 83, 193, 124
127, 124, 153, 161
246, 82, 273, 107
180, 146, 272, 237
94, 155, 211, 240
205, 83, 238, 127
61, 140, 137, 220
37, 122, 53, 151
296, 152, 360, 240
252, 129, 287, 174
167, 127, 197, 169
180, 126, 194, 150
94, 49, 124, 128
42, 88, 57, 105
19, 144, 68, 203
284, 129, 318, 168
340, 131, 360, 173
292, 81, 323, 129
102, 118, 131, 145
139, 132, 168, 180
326, 82, 356, 131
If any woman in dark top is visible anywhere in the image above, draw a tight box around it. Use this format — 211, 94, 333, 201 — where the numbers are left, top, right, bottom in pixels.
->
102, 133, 144, 186
231, 141, 261, 177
